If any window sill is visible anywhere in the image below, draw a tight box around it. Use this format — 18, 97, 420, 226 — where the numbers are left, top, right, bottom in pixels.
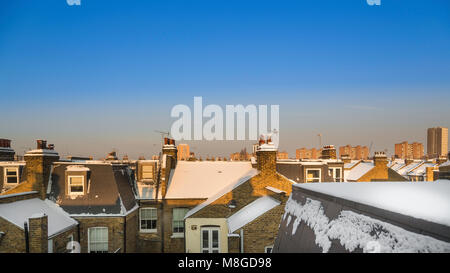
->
171, 233, 184, 239
140, 230, 157, 234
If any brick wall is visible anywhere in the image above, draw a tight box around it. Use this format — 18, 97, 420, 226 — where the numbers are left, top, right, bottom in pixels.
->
75, 216, 126, 253
28, 214, 48, 253
0, 217, 26, 253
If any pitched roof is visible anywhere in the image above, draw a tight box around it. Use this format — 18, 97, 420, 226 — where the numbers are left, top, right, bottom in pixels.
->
407, 162, 436, 176
344, 162, 374, 181
0, 198, 77, 237
184, 167, 259, 218
165, 161, 256, 199
396, 161, 424, 176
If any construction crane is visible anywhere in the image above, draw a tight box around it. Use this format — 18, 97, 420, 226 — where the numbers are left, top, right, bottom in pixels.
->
369, 141, 374, 155
155, 130, 170, 146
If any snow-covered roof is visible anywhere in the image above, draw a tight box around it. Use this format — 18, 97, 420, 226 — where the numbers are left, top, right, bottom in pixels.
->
166, 161, 257, 199
24, 149, 59, 157
184, 167, 259, 218
227, 196, 281, 233
387, 159, 404, 168
396, 161, 424, 176
258, 143, 277, 151
344, 160, 360, 169
265, 186, 286, 194
391, 162, 406, 171
66, 165, 90, 172
344, 162, 374, 181
0, 198, 78, 237
407, 163, 436, 176
295, 181, 450, 227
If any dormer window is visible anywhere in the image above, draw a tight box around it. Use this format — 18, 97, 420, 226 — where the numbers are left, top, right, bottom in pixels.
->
65, 165, 90, 196
68, 175, 84, 195
4, 167, 19, 184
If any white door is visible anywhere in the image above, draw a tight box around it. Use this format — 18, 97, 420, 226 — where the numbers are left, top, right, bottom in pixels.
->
201, 227, 220, 253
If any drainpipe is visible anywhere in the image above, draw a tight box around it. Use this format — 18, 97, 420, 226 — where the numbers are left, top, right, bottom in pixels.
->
24, 222, 29, 253
123, 216, 127, 253
240, 229, 244, 253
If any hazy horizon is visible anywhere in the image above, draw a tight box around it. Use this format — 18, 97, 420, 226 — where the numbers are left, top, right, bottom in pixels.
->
1, 0, 449, 159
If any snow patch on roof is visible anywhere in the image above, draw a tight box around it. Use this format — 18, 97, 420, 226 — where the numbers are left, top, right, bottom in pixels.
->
344, 162, 374, 181
184, 167, 259, 218
0, 198, 77, 237
408, 163, 436, 176
227, 196, 281, 233
284, 196, 450, 252
397, 161, 424, 176
66, 165, 90, 172
265, 186, 286, 194
295, 181, 450, 227
166, 161, 257, 199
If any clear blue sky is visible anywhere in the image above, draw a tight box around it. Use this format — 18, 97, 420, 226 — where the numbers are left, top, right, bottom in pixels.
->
1, 0, 449, 159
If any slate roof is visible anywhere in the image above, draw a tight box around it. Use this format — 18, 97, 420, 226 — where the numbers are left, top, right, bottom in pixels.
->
48, 162, 137, 215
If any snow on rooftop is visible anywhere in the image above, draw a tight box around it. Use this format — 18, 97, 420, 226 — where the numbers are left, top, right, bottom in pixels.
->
0, 198, 78, 237
25, 149, 59, 157
258, 143, 277, 151
66, 165, 90, 172
344, 162, 374, 181
391, 162, 406, 171
166, 161, 257, 199
440, 161, 450, 167
284, 196, 450, 253
397, 161, 424, 176
184, 166, 259, 218
265, 186, 286, 194
344, 160, 360, 169
227, 196, 281, 233
295, 181, 450, 227
408, 163, 436, 176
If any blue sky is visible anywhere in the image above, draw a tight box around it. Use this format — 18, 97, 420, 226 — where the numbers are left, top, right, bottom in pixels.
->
1, 0, 449, 158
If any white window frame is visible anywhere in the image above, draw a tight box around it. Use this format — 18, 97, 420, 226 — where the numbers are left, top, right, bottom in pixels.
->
139, 208, 157, 233
172, 208, 189, 236
201, 227, 220, 253
87, 227, 108, 253
4, 167, 19, 184
265, 245, 274, 253
68, 175, 84, 195
305, 168, 321, 183
328, 167, 342, 182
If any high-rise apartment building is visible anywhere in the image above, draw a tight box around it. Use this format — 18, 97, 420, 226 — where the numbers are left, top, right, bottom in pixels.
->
338, 145, 369, 160
177, 143, 190, 160
427, 127, 448, 159
295, 148, 322, 160
394, 141, 424, 159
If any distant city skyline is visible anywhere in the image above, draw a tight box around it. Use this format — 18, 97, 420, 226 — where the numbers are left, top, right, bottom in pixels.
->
1, 0, 450, 159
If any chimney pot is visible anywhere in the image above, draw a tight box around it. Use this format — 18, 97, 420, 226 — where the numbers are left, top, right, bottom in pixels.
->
36, 140, 47, 149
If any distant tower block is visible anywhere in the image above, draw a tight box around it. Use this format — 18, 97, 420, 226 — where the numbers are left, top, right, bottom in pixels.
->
0, 138, 15, 161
